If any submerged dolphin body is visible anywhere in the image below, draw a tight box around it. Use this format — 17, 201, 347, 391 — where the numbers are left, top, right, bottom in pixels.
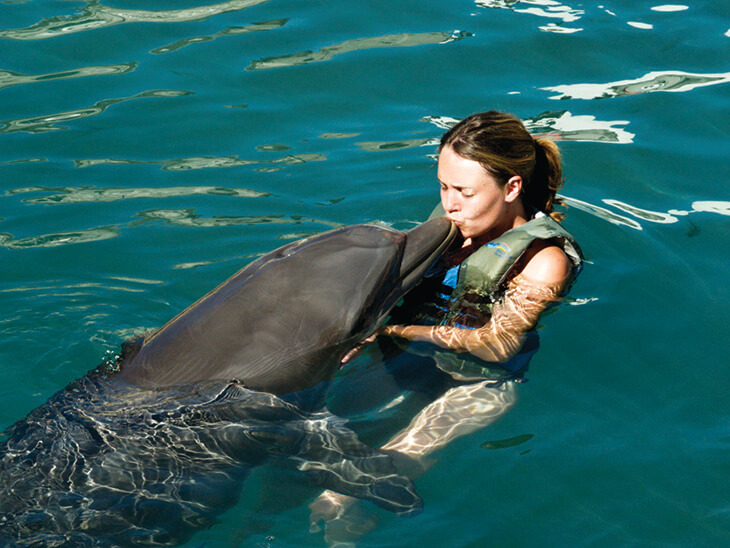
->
0, 218, 456, 547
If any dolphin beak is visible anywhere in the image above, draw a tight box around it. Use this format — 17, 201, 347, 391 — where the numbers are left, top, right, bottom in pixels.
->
399, 217, 457, 289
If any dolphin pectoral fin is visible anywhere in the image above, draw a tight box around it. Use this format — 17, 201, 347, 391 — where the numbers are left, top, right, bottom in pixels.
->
290, 415, 423, 516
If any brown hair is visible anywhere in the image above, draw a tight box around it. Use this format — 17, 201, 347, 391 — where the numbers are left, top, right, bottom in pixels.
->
440, 111, 566, 221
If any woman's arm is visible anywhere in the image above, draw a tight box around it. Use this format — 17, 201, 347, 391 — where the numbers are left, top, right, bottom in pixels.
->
381, 243, 572, 363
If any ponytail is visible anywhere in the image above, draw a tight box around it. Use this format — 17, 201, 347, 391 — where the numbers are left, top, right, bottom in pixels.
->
441, 111, 568, 221
529, 138, 565, 221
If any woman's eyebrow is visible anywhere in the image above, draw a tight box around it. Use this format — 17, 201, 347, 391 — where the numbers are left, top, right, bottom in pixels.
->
440, 179, 468, 190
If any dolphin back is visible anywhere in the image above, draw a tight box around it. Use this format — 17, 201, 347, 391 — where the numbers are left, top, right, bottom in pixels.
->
118, 225, 408, 393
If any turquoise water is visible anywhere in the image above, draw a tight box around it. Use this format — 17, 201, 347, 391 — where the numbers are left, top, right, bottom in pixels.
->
1, 1, 729, 546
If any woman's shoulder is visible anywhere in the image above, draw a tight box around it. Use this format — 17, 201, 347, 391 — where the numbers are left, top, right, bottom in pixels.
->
517, 239, 572, 286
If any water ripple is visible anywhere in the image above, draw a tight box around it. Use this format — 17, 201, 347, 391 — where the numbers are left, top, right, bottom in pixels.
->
0, 63, 136, 91
543, 70, 730, 100
357, 138, 437, 152
7, 195, 721, 249
0, 227, 120, 249
0, 207, 344, 249
429, 111, 635, 144
523, 111, 634, 144
0, 158, 46, 167
0, 280, 154, 295
246, 31, 471, 70
151, 18, 287, 54
0, 0, 272, 41
133, 208, 343, 230
475, 0, 584, 33
7, 185, 271, 204
559, 197, 645, 230
358, 110, 634, 152
602, 200, 679, 224
560, 196, 730, 230
0, 90, 193, 135
74, 153, 326, 171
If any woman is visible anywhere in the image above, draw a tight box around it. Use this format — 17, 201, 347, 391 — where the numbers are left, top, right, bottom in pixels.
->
310, 111, 583, 539
382, 110, 582, 369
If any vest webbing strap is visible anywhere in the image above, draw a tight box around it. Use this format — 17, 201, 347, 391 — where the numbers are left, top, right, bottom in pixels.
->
428, 203, 583, 294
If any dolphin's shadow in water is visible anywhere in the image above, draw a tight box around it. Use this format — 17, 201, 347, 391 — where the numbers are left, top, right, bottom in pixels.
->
0, 219, 456, 546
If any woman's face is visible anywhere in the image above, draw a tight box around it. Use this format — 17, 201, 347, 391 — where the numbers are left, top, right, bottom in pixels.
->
437, 145, 517, 244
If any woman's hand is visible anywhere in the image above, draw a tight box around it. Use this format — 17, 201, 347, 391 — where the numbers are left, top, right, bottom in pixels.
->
340, 333, 378, 364
378, 262, 568, 363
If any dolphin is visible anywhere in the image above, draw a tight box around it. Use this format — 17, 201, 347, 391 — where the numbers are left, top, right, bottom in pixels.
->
0, 217, 456, 547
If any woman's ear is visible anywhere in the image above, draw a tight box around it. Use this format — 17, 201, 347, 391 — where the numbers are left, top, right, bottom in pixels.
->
505, 175, 522, 203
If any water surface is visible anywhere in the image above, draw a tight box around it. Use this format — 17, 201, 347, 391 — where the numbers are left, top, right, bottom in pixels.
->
1, 1, 729, 546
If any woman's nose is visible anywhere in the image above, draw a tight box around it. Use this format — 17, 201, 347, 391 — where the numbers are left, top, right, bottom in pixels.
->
442, 191, 459, 212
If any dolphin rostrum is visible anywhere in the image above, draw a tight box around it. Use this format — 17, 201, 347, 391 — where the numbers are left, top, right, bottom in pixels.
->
0, 217, 456, 547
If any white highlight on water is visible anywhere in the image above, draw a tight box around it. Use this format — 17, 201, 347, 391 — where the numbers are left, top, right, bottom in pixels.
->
627, 21, 654, 29
651, 5, 689, 12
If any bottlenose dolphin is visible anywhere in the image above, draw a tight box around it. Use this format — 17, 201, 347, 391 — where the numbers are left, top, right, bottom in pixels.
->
0, 218, 456, 547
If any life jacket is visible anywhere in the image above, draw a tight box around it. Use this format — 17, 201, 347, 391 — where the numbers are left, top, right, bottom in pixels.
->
405, 204, 584, 381
427, 203, 583, 297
